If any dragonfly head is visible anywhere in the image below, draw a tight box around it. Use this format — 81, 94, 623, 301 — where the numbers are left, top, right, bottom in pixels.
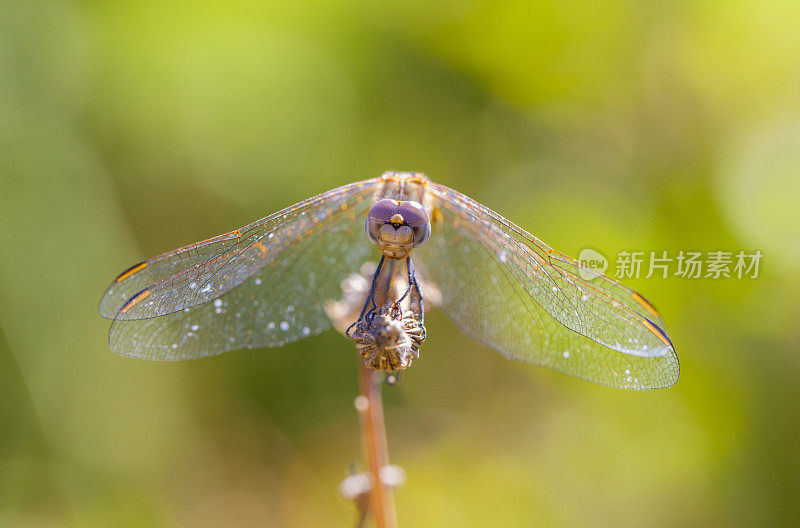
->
365, 199, 430, 259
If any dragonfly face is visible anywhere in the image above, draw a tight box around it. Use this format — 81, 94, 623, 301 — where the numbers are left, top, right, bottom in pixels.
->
365, 199, 431, 259
100, 171, 679, 389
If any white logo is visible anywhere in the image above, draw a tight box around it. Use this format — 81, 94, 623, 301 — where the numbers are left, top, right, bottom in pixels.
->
577, 248, 608, 280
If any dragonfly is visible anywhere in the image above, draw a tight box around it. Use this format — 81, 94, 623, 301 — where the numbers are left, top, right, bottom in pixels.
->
99, 171, 678, 389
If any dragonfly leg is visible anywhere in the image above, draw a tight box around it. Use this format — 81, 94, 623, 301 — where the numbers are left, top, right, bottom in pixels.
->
346, 255, 385, 337
409, 260, 426, 340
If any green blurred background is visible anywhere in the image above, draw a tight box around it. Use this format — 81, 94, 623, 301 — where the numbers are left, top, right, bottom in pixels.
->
2, 0, 800, 526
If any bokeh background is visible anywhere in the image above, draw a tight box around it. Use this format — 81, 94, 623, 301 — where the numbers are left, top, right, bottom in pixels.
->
2, 0, 800, 526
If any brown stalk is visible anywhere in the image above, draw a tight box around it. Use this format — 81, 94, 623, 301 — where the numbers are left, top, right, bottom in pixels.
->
356, 258, 398, 528
357, 364, 397, 528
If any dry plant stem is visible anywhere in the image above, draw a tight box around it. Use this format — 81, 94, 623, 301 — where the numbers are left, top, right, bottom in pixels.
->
358, 363, 398, 528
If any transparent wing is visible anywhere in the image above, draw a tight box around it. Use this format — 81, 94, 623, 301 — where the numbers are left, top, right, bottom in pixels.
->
100, 178, 381, 321
107, 183, 382, 360
415, 182, 678, 389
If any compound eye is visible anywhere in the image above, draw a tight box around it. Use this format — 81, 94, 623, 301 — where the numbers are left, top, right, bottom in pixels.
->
368, 199, 400, 223
412, 223, 430, 247
365, 218, 381, 245
398, 200, 429, 227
